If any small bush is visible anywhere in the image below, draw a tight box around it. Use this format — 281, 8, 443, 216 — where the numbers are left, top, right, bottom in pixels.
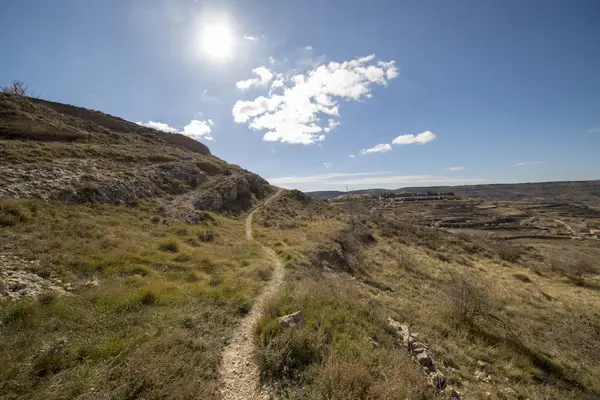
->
175, 227, 189, 236
550, 257, 599, 283
493, 241, 524, 263
255, 329, 322, 381
0, 198, 30, 227
173, 253, 192, 262
2, 302, 35, 326
197, 229, 215, 242
446, 273, 492, 326
159, 238, 179, 252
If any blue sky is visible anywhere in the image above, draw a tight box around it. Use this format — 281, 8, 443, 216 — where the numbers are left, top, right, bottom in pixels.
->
1, 0, 599, 191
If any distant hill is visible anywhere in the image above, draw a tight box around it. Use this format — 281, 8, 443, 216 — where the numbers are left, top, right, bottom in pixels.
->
307, 180, 600, 202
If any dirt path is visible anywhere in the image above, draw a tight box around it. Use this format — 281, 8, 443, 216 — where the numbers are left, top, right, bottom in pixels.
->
220, 189, 284, 400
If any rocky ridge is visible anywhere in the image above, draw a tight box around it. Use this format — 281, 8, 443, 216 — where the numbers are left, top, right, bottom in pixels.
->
0, 93, 273, 219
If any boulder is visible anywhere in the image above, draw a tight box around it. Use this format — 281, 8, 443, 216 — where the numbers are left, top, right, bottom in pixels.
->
416, 351, 435, 370
278, 310, 305, 329
410, 341, 427, 354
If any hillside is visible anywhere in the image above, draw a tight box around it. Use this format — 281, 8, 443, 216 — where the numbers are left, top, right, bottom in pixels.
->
0, 94, 277, 399
308, 180, 600, 203
1, 94, 600, 400
0, 93, 273, 220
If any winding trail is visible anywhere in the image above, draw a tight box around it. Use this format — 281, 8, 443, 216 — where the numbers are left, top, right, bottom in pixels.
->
220, 189, 284, 400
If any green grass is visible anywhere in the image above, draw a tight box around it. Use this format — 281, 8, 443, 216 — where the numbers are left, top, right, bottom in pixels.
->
0, 197, 269, 399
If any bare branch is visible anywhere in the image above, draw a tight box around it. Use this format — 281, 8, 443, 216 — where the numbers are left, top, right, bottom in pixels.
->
1, 80, 29, 96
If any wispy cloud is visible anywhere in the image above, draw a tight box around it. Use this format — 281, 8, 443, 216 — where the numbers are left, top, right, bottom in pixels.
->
323, 162, 334, 168
588, 127, 600, 133
361, 143, 392, 154
267, 171, 487, 190
444, 166, 466, 171
513, 161, 545, 167
244, 34, 260, 41
268, 171, 394, 185
349, 154, 355, 158
359, 130, 437, 155
232, 53, 398, 144
137, 119, 214, 141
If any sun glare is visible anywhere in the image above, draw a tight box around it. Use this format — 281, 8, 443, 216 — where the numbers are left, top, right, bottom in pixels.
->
202, 24, 233, 59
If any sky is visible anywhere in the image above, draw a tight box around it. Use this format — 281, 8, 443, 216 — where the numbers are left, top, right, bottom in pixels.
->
1, 0, 599, 191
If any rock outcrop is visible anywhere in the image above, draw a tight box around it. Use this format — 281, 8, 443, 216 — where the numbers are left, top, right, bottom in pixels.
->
388, 318, 462, 399
0, 93, 274, 217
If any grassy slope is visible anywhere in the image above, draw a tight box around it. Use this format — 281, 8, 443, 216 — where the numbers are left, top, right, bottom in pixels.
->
252, 192, 600, 400
0, 198, 274, 399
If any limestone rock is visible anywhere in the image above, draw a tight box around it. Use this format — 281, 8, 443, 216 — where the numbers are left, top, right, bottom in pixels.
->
278, 310, 305, 329
84, 277, 100, 288
416, 351, 435, 369
498, 387, 518, 399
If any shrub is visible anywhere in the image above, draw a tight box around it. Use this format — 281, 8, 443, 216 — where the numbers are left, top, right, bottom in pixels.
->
0, 198, 30, 227
1, 80, 29, 96
550, 257, 599, 283
255, 329, 322, 381
159, 238, 179, 252
446, 273, 492, 326
493, 241, 524, 262
197, 229, 215, 242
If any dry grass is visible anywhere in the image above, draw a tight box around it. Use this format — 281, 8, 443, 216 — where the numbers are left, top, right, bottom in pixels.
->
0, 198, 270, 399
253, 193, 600, 399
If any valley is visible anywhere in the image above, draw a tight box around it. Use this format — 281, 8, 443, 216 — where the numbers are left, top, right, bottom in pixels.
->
1, 93, 599, 400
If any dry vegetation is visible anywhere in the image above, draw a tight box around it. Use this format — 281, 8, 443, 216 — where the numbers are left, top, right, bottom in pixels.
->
0, 196, 276, 399
253, 191, 600, 399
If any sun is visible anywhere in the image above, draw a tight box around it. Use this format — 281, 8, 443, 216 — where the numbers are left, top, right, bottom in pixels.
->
202, 24, 233, 59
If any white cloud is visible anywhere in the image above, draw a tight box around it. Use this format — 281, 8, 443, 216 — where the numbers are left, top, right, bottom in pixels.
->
244, 34, 260, 41
392, 131, 436, 145
349, 154, 356, 158
587, 127, 600, 133
444, 166, 466, 171
513, 161, 544, 167
324, 162, 334, 168
232, 54, 399, 144
137, 119, 214, 141
268, 56, 276, 64
324, 118, 340, 133
361, 143, 392, 154
236, 67, 275, 90
137, 121, 179, 133
305, 45, 313, 51
182, 119, 214, 140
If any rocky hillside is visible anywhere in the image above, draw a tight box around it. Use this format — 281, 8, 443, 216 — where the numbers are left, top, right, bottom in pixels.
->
0, 93, 273, 221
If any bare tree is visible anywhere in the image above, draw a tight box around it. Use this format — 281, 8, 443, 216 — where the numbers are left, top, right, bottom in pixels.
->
1, 80, 28, 96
